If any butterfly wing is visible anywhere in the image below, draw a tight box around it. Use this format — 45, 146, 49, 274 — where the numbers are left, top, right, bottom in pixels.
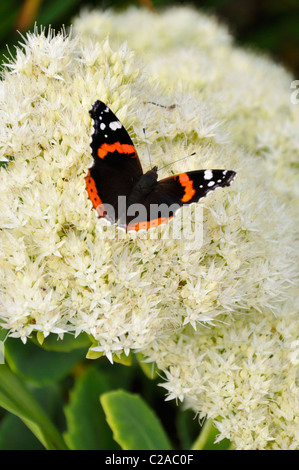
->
125, 169, 236, 231
85, 100, 143, 222
157, 169, 236, 204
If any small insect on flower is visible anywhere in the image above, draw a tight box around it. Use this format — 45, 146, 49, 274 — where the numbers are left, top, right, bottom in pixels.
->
85, 100, 236, 232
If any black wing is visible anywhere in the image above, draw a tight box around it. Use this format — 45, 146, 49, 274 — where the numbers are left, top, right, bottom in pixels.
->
86, 100, 143, 222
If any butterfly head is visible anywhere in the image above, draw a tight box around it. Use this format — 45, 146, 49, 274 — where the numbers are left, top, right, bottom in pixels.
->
146, 165, 158, 181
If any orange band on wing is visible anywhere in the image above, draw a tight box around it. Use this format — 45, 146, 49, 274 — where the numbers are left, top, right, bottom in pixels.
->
178, 173, 196, 202
97, 142, 136, 159
127, 216, 173, 232
85, 170, 106, 217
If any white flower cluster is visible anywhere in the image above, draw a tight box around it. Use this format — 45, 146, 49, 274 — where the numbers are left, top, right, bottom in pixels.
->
0, 6, 297, 449
74, 7, 299, 449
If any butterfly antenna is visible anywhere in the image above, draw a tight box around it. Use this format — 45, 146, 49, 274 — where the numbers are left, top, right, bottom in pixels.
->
143, 127, 153, 169
144, 100, 177, 110
158, 152, 196, 172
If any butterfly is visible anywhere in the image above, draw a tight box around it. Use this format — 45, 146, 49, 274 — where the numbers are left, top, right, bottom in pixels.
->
85, 100, 236, 231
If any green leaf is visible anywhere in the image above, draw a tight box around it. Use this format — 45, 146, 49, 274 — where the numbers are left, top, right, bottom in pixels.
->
100, 390, 173, 450
113, 351, 132, 366
135, 353, 158, 379
191, 418, 231, 450
5, 337, 87, 386
0, 384, 60, 450
31, 332, 92, 352
0, 364, 67, 450
0, 327, 8, 342
0, 413, 44, 450
64, 367, 119, 450
176, 408, 199, 450
86, 348, 104, 360
36, 331, 45, 346
37, 0, 82, 25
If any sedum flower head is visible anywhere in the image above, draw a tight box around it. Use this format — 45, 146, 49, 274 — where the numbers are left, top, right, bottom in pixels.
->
73, 7, 299, 449
0, 7, 298, 449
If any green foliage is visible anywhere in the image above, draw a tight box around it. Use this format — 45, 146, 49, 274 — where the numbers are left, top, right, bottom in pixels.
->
191, 419, 232, 450
0, 413, 44, 449
0, 384, 61, 450
5, 337, 88, 385
0, 329, 229, 449
64, 367, 120, 450
0, 364, 68, 449
31, 331, 92, 352
100, 390, 173, 450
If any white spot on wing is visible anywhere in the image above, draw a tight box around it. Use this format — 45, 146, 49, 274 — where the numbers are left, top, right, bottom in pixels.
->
109, 121, 122, 131
100, 123, 106, 130
204, 170, 213, 180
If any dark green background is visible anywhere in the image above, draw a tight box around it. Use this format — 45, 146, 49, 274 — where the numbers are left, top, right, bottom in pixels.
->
1, 0, 299, 76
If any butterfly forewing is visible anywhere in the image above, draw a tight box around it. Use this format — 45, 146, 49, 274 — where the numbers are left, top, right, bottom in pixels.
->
157, 169, 236, 204
86, 100, 143, 221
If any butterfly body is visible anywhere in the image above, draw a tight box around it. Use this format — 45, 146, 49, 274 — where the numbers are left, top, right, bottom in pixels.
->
86, 100, 236, 231
127, 166, 158, 207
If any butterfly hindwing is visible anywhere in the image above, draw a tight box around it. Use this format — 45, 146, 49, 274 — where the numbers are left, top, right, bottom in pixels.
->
86, 100, 143, 221
125, 169, 236, 231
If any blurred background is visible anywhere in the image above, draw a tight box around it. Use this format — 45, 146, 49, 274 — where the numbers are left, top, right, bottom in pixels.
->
1, 0, 299, 76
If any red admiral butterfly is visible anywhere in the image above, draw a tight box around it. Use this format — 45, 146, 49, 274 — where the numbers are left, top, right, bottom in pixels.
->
85, 100, 236, 231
